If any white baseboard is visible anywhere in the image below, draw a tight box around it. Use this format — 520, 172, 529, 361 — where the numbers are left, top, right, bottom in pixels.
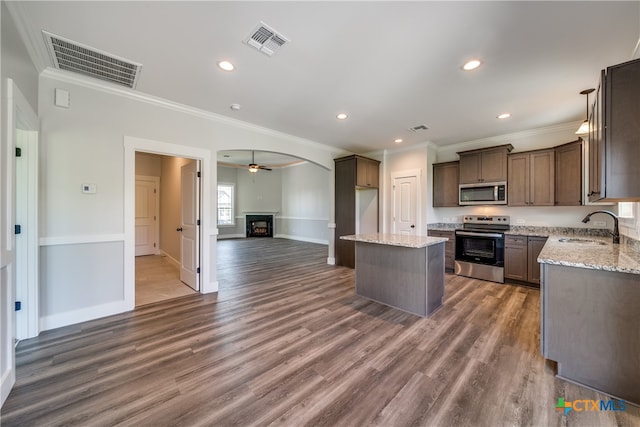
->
202, 280, 218, 294
274, 234, 328, 245
40, 300, 132, 331
159, 250, 181, 269
217, 234, 245, 240
327, 257, 336, 265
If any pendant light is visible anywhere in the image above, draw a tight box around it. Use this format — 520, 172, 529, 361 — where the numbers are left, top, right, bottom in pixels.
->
575, 88, 595, 135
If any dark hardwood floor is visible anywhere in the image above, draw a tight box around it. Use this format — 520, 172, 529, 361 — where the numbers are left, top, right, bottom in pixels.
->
2, 238, 639, 426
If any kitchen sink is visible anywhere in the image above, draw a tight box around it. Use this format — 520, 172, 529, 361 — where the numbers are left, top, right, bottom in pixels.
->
558, 238, 607, 245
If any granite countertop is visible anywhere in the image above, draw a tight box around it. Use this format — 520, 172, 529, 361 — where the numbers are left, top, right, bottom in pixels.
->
538, 236, 640, 275
340, 233, 447, 249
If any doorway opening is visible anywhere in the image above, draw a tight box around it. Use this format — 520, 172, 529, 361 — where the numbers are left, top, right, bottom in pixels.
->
134, 153, 199, 306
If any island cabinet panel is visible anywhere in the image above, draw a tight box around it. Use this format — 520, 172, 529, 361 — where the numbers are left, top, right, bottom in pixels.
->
507, 149, 554, 206
354, 241, 445, 317
526, 237, 547, 285
432, 161, 459, 207
589, 58, 640, 202
554, 140, 583, 206
334, 155, 380, 268
458, 144, 512, 184
427, 230, 455, 271
541, 264, 640, 404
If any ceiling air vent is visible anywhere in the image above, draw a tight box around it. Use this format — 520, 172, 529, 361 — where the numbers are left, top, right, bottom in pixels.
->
409, 125, 430, 132
43, 31, 142, 89
244, 22, 289, 57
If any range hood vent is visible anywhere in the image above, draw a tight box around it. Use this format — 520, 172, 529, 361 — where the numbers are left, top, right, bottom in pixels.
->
43, 31, 142, 89
244, 22, 289, 57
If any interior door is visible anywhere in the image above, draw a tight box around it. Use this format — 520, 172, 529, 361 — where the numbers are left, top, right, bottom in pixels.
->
392, 175, 418, 235
135, 178, 158, 256
179, 161, 200, 290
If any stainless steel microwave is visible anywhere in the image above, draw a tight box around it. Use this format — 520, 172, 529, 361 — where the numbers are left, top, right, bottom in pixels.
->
459, 181, 507, 205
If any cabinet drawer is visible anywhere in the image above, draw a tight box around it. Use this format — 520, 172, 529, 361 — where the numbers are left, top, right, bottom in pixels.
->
505, 235, 527, 246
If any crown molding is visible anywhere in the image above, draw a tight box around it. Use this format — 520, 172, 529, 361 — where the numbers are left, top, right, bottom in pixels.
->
432, 121, 580, 153
5, 2, 50, 72
40, 68, 338, 154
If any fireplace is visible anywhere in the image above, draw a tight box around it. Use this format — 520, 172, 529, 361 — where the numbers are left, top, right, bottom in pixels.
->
246, 215, 273, 238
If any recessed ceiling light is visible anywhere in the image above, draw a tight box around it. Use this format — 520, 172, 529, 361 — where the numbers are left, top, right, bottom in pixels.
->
497, 113, 511, 119
217, 60, 235, 71
336, 113, 348, 120
394, 138, 403, 144
230, 103, 241, 111
462, 59, 482, 71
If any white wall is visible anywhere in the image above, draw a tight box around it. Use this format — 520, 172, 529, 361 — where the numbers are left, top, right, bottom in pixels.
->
217, 162, 332, 244
279, 162, 331, 244
37, 72, 340, 330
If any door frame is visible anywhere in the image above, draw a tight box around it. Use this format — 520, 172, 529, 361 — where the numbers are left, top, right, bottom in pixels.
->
390, 169, 422, 235
135, 175, 160, 256
124, 136, 214, 311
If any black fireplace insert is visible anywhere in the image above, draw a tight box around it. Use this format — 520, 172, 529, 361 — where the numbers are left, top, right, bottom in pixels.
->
246, 215, 273, 237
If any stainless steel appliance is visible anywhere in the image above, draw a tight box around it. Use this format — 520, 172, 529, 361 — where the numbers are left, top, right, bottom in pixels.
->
455, 215, 510, 283
459, 181, 507, 205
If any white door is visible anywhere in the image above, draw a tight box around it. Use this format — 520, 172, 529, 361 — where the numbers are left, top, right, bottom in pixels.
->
135, 178, 159, 256
179, 161, 200, 290
393, 175, 418, 235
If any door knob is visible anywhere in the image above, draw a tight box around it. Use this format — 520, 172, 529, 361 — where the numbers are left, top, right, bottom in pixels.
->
410, 225, 415, 228
176, 227, 183, 232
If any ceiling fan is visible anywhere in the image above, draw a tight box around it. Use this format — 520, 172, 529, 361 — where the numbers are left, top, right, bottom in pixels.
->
248, 151, 272, 173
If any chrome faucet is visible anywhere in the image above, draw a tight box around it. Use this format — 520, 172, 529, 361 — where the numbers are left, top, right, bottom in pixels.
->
581, 210, 620, 244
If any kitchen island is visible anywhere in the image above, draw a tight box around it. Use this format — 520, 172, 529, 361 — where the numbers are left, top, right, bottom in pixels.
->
340, 233, 447, 317
538, 236, 640, 405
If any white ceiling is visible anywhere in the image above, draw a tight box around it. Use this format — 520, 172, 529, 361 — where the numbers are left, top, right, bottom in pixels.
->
9, 1, 640, 154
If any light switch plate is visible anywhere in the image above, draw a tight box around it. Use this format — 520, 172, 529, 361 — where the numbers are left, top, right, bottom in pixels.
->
82, 183, 97, 194
55, 88, 70, 108
593, 220, 606, 226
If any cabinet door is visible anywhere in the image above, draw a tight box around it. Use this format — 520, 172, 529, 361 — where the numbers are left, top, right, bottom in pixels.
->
555, 141, 582, 206
505, 243, 528, 281
529, 150, 555, 206
605, 58, 640, 200
459, 153, 482, 184
527, 237, 547, 286
356, 157, 379, 188
588, 79, 603, 201
480, 149, 508, 182
428, 230, 455, 270
433, 162, 459, 207
335, 158, 356, 267
507, 153, 529, 206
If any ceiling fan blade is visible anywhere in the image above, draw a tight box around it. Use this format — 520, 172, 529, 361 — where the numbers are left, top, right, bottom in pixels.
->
259, 166, 272, 171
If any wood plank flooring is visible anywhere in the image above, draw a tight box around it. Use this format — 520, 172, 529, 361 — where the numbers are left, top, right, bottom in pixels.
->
2, 238, 639, 426
135, 254, 196, 306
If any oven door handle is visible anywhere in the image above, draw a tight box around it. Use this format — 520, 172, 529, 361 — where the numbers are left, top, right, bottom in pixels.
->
456, 231, 504, 238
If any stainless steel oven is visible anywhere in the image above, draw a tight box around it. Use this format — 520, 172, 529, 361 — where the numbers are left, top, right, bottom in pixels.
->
455, 215, 509, 283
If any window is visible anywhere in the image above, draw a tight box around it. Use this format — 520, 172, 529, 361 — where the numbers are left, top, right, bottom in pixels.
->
217, 183, 235, 226
618, 202, 635, 219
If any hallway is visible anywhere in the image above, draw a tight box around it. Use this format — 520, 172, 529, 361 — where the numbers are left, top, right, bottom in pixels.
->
135, 255, 196, 306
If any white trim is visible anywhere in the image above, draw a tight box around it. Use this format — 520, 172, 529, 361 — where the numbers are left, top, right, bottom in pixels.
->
327, 257, 336, 265
158, 250, 181, 270
124, 136, 216, 310
277, 216, 329, 221
217, 234, 245, 240
40, 300, 130, 331
41, 68, 335, 154
274, 234, 328, 245
328, 223, 337, 229
432, 122, 579, 154
40, 234, 125, 246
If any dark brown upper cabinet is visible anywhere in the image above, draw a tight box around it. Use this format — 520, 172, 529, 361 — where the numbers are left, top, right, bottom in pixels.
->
458, 144, 513, 184
355, 156, 380, 188
432, 161, 459, 207
589, 58, 640, 202
507, 149, 555, 206
554, 139, 583, 206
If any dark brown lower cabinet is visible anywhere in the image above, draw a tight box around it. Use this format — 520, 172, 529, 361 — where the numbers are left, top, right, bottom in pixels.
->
504, 235, 547, 287
427, 230, 455, 272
